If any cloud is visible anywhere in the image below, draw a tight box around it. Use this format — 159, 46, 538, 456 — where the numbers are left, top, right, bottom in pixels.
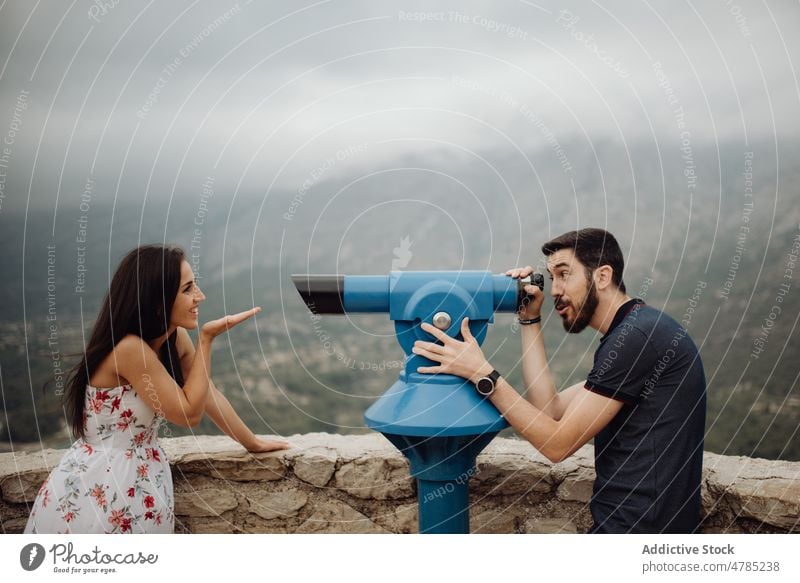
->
0, 0, 797, 212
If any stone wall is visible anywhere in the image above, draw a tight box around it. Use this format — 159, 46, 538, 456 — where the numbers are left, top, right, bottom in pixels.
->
1, 433, 798, 533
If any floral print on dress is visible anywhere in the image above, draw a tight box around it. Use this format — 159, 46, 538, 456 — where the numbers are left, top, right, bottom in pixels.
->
24, 384, 174, 534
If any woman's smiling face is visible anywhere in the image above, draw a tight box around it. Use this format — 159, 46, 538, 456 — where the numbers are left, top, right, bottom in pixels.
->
170, 260, 205, 330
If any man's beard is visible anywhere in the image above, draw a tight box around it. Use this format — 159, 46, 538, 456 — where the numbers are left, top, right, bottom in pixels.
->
560, 281, 599, 334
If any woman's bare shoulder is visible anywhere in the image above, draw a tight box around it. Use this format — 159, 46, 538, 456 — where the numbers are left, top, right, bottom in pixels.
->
91, 334, 148, 387
114, 333, 151, 356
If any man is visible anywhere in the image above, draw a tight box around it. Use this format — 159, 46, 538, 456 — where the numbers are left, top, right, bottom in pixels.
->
412, 228, 707, 533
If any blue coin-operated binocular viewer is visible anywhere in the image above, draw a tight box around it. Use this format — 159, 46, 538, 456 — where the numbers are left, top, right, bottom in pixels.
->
292, 271, 541, 533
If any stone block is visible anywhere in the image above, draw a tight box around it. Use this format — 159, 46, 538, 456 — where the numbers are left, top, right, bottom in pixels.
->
373, 502, 418, 534
295, 499, 387, 533
471, 508, 519, 533
247, 490, 308, 520
174, 487, 238, 517
523, 517, 578, 534
334, 455, 414, 500
290, 447, 337, 487
473, 453, 552, 496
179, 517, 240, 534
555, 466, 594, 503
0, 448, 65, 503
166, 435, 287, 481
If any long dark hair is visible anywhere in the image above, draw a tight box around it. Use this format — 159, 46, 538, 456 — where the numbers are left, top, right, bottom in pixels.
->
64, 244, 187, 439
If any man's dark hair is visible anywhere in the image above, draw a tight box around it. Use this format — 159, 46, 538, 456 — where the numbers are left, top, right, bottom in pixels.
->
542, 228, 626, 292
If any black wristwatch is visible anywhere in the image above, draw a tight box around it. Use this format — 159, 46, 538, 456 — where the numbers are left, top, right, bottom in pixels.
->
475, 369, 501, 397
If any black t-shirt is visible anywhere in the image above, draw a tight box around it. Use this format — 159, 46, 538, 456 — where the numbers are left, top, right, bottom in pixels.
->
584, 299, 707, 533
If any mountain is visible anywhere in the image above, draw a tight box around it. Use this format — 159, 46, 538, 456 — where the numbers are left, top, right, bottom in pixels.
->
1, 138, 798, 459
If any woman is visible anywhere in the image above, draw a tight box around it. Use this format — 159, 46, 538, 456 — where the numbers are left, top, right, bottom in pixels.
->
25, 244, 288, 533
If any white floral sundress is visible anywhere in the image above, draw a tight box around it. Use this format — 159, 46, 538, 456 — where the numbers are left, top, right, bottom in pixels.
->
24, 384, 174, 533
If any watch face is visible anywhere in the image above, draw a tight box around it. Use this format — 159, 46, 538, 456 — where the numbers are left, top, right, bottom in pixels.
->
476, 377, 494, 396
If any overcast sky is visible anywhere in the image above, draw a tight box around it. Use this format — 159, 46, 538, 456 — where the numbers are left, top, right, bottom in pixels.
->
0, 0, 798, 214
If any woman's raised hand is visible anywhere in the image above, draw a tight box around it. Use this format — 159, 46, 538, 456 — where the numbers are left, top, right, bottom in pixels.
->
200, 307, 261, 340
